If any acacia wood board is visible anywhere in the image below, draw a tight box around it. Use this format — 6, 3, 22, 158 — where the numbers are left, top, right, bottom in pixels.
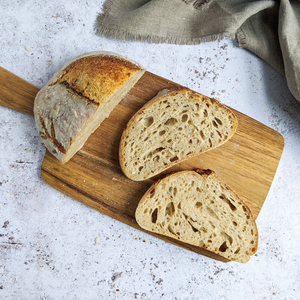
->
0, 66, 284, 262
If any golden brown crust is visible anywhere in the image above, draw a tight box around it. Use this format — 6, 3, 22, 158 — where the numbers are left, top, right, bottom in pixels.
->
55, 55, 140, 104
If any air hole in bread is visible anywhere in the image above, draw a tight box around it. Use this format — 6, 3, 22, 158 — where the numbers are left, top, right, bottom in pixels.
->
165, 202, 175, 217
234, 247, 240, 254
219, 194, 237, 211
233, 221, 237, 226
206, 207, 219, 220
195, 202, 202, 208
173, 187, 177, 196
138, 166, 144, 172
215, 117, 223, 125
203, 109, 208, 117
201, 227, 208, 233
200, 130, 205, 140
181, 114, 188, 122
151, 208, 158, 223
209, 221, 215, 229
153, 147, 165, 155
168, 224, 176, 235
216, 130, 222, 138
170, 156, 179, 162
209, 138, 212, 148
164, 118, 177, 126
153, 155, 160, 162
177, 202, 181, 209
221, 232, 233, 245
212, 120, 218, 128
208, 240, 212, 243
219, 241, 228, 252
144, 116, 154, 127
178, 127, 182, 131
189, 222, 199, 233
159, 130, 166, 136
144, 208, 148, 213
149, 189, 155, 198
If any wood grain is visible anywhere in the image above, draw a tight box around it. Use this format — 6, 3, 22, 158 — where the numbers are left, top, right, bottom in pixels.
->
0, 67, 39, 116
0, 66, 284, 262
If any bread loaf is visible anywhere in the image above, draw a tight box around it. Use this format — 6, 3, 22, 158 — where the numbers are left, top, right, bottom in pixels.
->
119, 88, 238, 181
34, 51, 146, 163
135, 169, 258, 263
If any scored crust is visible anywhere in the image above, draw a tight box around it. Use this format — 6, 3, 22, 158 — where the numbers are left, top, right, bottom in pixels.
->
119, 87, 238, 181
34, 51, 145, 163
135, 169, 258, 263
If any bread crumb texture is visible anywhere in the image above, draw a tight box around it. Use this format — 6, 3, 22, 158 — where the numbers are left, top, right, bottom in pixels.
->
135, 170, 258, 263
120, 88, 237, 181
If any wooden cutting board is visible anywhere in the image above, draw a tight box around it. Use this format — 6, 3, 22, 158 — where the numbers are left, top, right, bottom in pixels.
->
0, 66, 284, 262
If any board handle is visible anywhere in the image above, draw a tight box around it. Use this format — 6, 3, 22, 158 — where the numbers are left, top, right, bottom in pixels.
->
0, 66, 40, 116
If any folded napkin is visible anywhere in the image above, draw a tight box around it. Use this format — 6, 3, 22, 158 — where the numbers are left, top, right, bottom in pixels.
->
95, 0, 300, 102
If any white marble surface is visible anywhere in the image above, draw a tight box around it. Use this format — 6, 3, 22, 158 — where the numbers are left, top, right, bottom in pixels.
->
1, 1, 300, 299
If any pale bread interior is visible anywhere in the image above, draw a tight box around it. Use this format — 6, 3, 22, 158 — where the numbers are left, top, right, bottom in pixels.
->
135, 170, 258, 263
120, 89, 237, 180
63, 70, 144, 162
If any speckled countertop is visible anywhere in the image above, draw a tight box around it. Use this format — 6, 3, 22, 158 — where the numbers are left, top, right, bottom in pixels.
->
1, 1, 300, 299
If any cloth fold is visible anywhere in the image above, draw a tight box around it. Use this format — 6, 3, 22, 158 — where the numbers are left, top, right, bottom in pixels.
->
95, 0, 300, 102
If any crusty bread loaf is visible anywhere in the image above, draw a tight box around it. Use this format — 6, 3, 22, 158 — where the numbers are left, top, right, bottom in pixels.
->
135, 169, 258, 263
119, 88, 237, 181
34, 51, 146, 163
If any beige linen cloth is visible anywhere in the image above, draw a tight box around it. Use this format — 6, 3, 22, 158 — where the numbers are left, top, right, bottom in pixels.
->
95, 0, 300, 102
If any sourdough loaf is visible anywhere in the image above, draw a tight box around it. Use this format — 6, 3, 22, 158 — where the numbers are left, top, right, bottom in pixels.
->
135, 169, 258, 263
34, 51, 146, 163
119, 88, 237, 181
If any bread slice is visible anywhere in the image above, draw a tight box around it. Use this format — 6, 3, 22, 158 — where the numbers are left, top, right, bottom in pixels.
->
34, 51, 146, 163
135, 169, 258, 263
119, 88, 237, 181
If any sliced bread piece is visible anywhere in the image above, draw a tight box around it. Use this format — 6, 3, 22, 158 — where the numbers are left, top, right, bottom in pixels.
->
135, 169, 258, 263
34, 51, 146, 163
119, 88, 237, 181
